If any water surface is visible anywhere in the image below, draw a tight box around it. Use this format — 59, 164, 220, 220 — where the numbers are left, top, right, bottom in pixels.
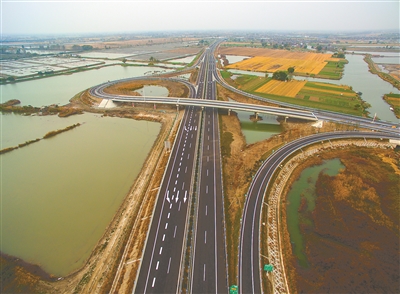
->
1, 65, 172, 106
286, 158, 344, 267
235, 110, 282, 144
1, 113, 160, 276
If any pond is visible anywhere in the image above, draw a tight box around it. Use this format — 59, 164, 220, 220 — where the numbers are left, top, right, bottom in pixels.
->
235, 110, 282, 144
286, 158, 344, 267
1, 64, 173, 106
1, 112, 160, 276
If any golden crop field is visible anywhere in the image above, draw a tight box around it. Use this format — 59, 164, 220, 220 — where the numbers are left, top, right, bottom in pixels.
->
227, 56, 328, 75
255, 80, 307, 97
220, 46, 340, 75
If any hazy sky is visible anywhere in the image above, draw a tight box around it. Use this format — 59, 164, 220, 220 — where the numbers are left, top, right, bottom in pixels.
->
2, 0, 399, 35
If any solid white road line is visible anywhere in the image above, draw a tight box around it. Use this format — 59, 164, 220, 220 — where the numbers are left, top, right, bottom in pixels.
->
203, 264, 206, 281
167, 257, 172, 274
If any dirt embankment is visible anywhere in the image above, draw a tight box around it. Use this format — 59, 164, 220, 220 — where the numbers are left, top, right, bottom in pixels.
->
364, 54, 400, 90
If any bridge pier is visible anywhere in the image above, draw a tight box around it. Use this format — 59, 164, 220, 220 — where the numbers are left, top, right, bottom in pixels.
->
132, 102, 134, 107
255, 112, 259, 120
285, 116, 288, 123
154, 103, 156, 110
228, 109, 231, 116
176, 104, 179, 112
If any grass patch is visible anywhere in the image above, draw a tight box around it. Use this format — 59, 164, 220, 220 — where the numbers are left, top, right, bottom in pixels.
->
238, 76, 270, 92
221, 70, 233, 79
316, 60, 347, 79
221, 132, 234, 157
383, 93, 400, 118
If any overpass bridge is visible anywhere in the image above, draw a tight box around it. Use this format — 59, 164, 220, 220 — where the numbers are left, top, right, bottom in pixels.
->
97, 94, 319, 121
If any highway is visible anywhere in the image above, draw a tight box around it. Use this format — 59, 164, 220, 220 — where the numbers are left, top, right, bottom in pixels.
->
190, 47, 228, 293
238, 131, 399, 294
133, 56, 207, 293
134, 42, 228, 293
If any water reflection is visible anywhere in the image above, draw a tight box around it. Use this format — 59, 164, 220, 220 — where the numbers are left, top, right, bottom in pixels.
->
235, 110, 282, 144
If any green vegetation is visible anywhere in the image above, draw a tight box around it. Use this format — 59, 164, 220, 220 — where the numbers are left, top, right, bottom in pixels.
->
364, 54, 400, 90
186, 49, 204, 68
239, 76, 270, 92
317, 60, 347, 79
272, 71, 289, 81
220, 132, 234, 157
230, 74, 368, 116
383, 93, 400, 118
221, 70, 233, 79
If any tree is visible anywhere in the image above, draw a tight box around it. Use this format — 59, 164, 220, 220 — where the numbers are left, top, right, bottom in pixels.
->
288, 67, 295, 74
81, 45, 93, 51
316, 45, 323, 52
272, 71, 288, 81
72, 45, 81, 51
122, 58, 127, 64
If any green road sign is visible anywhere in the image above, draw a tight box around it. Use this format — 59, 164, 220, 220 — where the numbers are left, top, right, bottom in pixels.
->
264, 264, 274, 272
230, 285, 238, 294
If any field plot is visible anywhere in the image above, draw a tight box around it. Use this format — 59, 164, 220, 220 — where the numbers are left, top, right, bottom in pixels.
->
220, 46, 341, 76
227, 56, 328, 75
256, 80, 307, 97
1, 57, 103, 77
230, 73, 365, 115
231, 75, 269, 91
301, 82, 356, 98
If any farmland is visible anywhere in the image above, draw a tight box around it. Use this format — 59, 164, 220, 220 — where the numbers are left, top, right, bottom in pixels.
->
226, 72, 368, 116
219, 46, 344, 79
256, 79, 307, 97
